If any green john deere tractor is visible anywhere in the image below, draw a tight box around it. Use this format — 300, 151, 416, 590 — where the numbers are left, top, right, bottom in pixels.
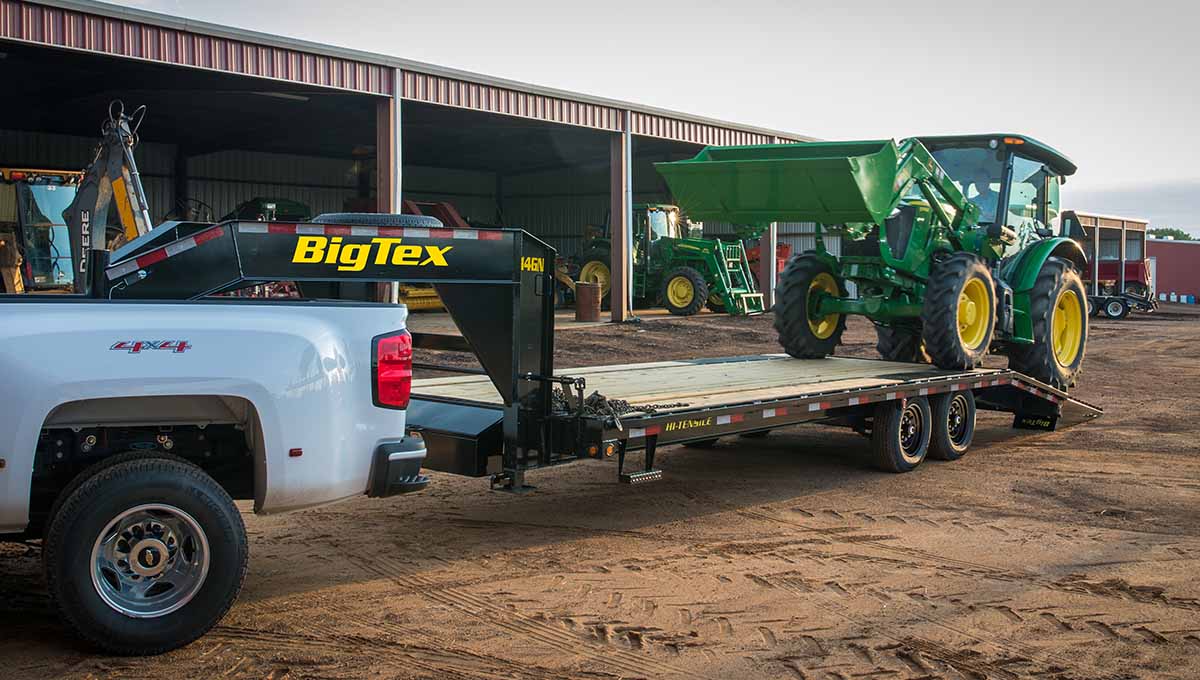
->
575, 203, 764, 315
656, 134, 1089, 390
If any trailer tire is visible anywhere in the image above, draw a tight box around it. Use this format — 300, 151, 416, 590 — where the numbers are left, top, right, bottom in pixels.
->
1009, 258, 1088, 390
775, 255, 845, 358
661, 267, 708, 316
928, 391, 975, 461
311, 212, 444, 229
1103, 298, 1129, 320
871, 397, 931, 473
44, 456, 248, 655
921, 253, 995, 370
1088, 298, 1099, 318
874, 325, 929, 363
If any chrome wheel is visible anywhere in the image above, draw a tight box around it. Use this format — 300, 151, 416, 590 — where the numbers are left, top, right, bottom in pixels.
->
90, 503, 210, 619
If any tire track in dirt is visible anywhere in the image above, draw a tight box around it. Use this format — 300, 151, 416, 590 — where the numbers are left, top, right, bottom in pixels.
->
212, 624, 591, 680
754, 570, 1116, 680
716, 501, 1200, 615
331, 541, 715, 679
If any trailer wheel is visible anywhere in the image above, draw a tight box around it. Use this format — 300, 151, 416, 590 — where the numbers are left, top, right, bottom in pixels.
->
871, 397, 931, 473
775, 255, 846, 358
874, 325, 929, 363
1103, 298, 1129, 320
1088, 298, 1099, 318
929, 392, 975, 461
44, 456, 248, 655
661, 267, 708, 316
921, 253, 995, 370
1009, 258, 1088, 389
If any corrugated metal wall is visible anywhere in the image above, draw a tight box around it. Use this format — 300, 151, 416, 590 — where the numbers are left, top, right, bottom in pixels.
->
0, 128, 175, 218
187, 150, 362, 218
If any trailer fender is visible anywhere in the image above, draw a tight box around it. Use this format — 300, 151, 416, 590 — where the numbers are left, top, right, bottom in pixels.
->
1002, 237, 1087, 342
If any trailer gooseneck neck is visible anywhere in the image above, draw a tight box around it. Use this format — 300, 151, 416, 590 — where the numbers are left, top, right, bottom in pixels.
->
96, 215, 1101, 491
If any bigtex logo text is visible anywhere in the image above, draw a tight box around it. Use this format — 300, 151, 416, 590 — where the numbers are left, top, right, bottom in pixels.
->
292, 236, 452, 271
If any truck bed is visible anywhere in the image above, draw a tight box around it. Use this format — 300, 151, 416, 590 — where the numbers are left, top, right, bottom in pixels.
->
416, 355, 1006, 414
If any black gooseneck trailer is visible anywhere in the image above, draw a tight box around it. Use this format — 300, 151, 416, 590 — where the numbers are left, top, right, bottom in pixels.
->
98, 215, 1102, 490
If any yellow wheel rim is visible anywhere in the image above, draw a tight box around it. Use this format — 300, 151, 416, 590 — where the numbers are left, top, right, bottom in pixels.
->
578, 261, 611, 296
808, 272, 840, 339
956, 278, 990, 350
666, 276, 695, 308
1052, 289, 1083, 367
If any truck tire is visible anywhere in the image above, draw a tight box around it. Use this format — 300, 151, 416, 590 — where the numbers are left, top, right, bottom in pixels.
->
1009, 258, 1088, 389
311, 212, 444, 229
1103, 297, 1129, 320
921, 253, 995, 370
1088, 297, 1100, 318
874, 325, 929, 363
871, 397, 931, 473
928, 391, 975, 461
775, 255, 845, 358
661, 267, 708, 316
44, 456, 248, 655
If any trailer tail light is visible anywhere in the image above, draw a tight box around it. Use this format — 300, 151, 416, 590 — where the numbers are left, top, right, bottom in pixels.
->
372, 330, 413, 409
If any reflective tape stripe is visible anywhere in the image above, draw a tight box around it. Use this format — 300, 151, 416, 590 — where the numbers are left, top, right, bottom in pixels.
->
848, 395, 869, 406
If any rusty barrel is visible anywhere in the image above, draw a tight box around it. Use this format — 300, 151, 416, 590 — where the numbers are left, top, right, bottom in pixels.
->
575, 281, 602, 322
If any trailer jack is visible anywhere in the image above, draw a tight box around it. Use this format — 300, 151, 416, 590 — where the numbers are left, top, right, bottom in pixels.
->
619, 435, 663, 484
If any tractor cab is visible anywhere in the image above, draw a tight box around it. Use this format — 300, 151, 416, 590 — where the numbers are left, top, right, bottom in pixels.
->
0, 169, 82, 294
917, 135, 1077, 257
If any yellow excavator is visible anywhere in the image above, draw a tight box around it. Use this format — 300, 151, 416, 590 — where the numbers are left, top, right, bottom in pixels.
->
0, 102, 154, 294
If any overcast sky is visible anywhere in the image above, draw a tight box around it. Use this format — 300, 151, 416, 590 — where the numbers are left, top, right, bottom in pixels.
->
122, 0, 1200, 234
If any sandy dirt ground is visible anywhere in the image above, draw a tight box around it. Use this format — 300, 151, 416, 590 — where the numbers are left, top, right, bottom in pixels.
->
4, 304, 1200, 679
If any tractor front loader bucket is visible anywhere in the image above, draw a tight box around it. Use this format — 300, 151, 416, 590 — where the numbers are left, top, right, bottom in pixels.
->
656, 140, 900, 226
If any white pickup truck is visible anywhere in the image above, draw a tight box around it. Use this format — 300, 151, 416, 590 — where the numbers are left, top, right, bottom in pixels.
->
0, 297, 427, 654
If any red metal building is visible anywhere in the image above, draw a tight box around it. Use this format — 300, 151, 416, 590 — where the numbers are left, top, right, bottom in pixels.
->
1147, 239, 1200, 300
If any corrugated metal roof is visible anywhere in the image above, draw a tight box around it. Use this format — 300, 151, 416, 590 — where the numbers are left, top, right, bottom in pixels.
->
0, 0, 393, 94
7, 0, 816, 144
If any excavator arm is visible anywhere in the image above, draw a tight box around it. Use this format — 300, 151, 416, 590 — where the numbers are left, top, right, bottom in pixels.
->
62, 102, 155, 292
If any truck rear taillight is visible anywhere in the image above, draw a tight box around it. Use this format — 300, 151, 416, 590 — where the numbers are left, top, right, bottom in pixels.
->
372, 330, 413, 409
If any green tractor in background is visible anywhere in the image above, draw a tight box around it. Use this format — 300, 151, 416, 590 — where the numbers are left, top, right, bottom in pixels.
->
657, 134, 1089, 390
575, 203, 765, 315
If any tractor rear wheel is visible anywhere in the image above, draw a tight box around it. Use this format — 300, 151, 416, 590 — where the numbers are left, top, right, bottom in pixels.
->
921, 253, 996, 370
775, 255, 845, 358
874, 325, 929, 363
1009, 258, 1087, 390
661, 267, 708, 316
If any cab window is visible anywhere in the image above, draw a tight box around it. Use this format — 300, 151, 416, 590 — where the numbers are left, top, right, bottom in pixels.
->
1008, 156, 1050, 226
648, 209, 671, 241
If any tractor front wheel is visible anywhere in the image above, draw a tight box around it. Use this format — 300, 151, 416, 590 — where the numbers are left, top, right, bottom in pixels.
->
1009, 258, 1087, 390
921, 253, 996, 370
775, 255, 846, 358
661, 267, 708, 316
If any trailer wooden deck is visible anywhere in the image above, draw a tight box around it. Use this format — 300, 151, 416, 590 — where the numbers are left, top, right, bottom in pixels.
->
412, 355, 1003, 414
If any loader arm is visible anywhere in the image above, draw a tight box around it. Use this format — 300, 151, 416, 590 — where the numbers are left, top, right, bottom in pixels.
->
62, 102, 155, 292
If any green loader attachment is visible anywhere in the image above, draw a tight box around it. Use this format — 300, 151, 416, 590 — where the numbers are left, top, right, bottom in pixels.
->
656, 134, 1091, 391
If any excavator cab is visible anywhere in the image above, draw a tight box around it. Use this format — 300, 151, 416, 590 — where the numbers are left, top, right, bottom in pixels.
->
0, 169, 82, 293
